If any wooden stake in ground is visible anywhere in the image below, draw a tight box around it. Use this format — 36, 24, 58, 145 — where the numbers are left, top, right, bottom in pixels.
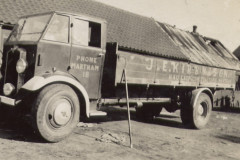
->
124, 68, 133, 148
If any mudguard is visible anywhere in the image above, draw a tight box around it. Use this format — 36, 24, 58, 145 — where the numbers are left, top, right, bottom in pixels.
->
190, 88, 213, 107
21, 75, 90, 117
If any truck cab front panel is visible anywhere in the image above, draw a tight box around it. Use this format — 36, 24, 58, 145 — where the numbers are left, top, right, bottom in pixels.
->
1, 44, 37, 97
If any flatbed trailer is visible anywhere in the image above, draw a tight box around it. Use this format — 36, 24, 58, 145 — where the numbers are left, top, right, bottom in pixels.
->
100, 42, 237, 124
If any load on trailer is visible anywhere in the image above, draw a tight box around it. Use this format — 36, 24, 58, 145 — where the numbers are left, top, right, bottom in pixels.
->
0, 10, 239, 142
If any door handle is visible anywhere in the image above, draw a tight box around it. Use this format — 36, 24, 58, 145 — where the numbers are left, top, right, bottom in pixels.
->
98, 53, 104, 57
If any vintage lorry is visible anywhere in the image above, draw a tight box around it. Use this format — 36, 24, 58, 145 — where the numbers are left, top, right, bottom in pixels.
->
0, 11, 239, 142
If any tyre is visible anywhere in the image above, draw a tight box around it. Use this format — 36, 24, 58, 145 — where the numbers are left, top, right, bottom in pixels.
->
192, 93, 212, 129
180, 93, 212, 129
31, 84, 80, 142
135, 104, 162, 122
164, 104, 178, 113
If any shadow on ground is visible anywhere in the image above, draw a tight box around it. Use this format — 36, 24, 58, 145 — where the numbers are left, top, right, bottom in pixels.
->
0, 109, 43, 143
0, 106, 186, 142
213, 107, 240, 114
216, 134, 240, 144
86, 106, 184, 129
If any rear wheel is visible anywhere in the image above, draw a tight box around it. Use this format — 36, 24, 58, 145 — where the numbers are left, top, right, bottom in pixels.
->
31, 84, 80, 142
135, 104, 162, 121
180, 93, 212, 129
192, 93, 212, 129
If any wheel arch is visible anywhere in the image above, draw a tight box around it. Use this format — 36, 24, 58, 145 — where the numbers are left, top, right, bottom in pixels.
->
21, 74, 90, 118
191, 88, 213, 109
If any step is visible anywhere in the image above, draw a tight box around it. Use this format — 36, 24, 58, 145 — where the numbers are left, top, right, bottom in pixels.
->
89, 111, 107, 117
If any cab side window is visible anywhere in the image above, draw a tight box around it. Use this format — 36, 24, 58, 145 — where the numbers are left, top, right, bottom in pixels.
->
43, 15, 69, 43
72, 19, 101, 48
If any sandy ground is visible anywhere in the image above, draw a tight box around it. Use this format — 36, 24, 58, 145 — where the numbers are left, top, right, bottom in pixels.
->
0, 107, 239, 160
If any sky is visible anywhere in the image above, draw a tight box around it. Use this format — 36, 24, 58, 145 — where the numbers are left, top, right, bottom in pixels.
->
96, 0, 240, 52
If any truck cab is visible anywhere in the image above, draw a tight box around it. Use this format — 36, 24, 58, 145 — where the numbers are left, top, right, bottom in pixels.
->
2, 11, 107, 99
1, 11, 107, 142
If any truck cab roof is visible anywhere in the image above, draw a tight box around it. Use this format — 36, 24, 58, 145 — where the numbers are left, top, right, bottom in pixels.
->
20, 11, 107, 25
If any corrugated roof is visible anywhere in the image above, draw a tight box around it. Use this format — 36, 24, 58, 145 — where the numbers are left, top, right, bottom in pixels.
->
0, 0, 238, 70
0, 0, 187, 60
157, 22, 240, 70
234, 46, 240, 60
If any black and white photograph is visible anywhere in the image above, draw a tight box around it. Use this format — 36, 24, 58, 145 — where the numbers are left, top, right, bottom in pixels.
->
0, 0, 239, 159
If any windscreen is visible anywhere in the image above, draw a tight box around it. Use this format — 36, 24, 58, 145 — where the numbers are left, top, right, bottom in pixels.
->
8, 14, 51, 42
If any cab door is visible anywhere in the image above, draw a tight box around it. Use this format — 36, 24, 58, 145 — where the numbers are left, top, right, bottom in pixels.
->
37, 14, 71, 74
69, 18, 105, 99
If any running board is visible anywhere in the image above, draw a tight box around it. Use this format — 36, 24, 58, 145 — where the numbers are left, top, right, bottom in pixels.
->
101, 98, 171, 105
89, 111, 107, 117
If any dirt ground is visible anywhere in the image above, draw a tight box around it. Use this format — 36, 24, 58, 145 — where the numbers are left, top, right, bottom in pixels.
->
0, 106, 239, 160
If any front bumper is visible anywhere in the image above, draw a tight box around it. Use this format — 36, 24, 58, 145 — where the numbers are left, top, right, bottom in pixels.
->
0, 96, 20, 106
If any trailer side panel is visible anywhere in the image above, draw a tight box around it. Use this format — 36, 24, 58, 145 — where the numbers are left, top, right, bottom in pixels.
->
115, 51, 236, 89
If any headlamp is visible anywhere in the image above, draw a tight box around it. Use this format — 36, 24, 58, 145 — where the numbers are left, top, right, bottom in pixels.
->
16, 58, 28, 73
3, 83, 15, 96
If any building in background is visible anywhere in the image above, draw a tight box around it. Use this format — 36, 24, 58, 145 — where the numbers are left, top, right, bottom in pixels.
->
0, 0, 238, 69
233, 46, 240, 60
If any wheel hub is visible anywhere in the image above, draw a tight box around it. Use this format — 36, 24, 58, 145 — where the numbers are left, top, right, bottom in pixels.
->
198, 104, 204, 115
53, 99, 72, 126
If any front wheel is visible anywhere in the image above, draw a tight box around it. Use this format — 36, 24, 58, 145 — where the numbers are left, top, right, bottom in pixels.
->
31, 84, 80, 142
